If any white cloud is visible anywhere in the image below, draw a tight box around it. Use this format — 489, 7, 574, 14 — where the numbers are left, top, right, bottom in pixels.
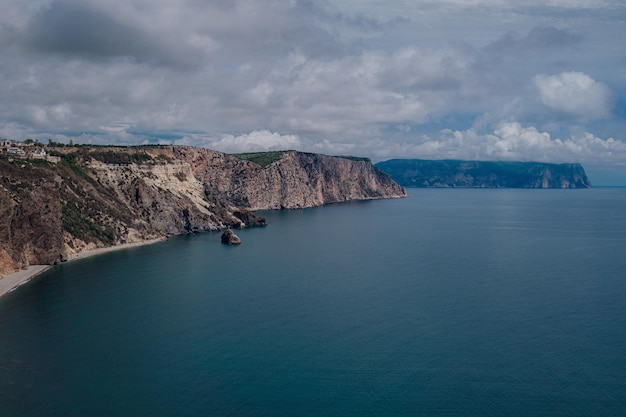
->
372, 122, 626, 164
99, 122, 130, 133
177, 130, 304, 154
533, 72, 613, 119
0, 0, 625, 176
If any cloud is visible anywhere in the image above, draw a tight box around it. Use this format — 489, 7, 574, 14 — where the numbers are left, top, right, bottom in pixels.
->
21, 1, 204, 67
533, 72, 613, 119
371, 122, 626, 164
486, 26, 583, 55
176, 130, 304, 154
0, 0, 624, 177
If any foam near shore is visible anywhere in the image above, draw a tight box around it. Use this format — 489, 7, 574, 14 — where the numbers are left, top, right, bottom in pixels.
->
0, 238, 164, 300
0, 265, 52, 298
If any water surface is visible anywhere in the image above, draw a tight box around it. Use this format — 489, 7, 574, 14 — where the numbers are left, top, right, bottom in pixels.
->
1, 189, 625, 416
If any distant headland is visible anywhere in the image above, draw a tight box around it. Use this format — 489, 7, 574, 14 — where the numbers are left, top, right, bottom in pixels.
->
375, 159, 591, 189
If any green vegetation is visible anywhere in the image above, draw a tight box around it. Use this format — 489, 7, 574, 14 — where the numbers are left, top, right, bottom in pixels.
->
47, 139, 70, 147
233, 151, 285, 168
62, 203, 116, 245
154, 153, 173, 163
89, 151, 153, 165
337, 155, 371, 162
2, 155, 119, 245
58, 153, 91, 179
29, 158, 52, 167
56, 153, 120, 202
0, 159, 46, 195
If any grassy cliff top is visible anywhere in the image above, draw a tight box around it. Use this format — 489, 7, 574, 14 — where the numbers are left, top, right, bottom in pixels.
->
232, 151, 286, 168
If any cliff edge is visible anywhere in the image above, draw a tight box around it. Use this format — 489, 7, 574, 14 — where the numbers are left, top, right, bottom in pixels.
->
0, 145, 405, 276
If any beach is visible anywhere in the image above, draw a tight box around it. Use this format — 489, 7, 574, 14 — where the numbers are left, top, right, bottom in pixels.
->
0, 238, 164, 300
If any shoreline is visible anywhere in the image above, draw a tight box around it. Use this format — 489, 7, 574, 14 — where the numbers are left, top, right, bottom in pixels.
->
0, 238, 165, 300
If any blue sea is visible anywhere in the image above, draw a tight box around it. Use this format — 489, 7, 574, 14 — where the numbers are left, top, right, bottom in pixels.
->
1, 189, 626, 416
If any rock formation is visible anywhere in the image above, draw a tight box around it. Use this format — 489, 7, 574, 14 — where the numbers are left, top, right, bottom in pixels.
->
221, 229, 241, 245
375, 159, 592, 188
0, 145, 405, 276
175, 148, 405, 209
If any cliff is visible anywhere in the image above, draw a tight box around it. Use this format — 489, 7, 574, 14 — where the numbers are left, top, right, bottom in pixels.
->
180, 149, 403, 210
0, 146, 405, 276
375, 159, 592, 189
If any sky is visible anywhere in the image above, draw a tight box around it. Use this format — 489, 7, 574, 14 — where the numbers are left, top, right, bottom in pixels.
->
1, 0, 626, 183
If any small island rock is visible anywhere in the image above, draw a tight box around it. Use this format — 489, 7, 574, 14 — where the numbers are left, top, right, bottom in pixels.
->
221, 229, 241, 245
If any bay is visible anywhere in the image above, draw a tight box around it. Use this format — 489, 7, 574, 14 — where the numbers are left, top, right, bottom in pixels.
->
1, 189, 626, 416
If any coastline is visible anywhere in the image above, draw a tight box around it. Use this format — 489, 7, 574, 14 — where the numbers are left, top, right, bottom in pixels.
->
0, 238, 165, 300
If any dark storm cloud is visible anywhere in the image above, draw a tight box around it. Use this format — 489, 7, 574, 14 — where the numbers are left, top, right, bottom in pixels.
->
0, 0, 625, 171
518, 4, 626, 21
487, 26, 583, 54
465, 26, 586, 106
22, 1, 199, 67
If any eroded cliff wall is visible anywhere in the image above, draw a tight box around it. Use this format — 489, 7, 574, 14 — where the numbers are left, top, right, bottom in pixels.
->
175, 148, 404, 209
0, 146, 405, 275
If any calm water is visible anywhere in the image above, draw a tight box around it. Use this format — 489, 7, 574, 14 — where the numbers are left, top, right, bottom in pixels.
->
1, 189, 626, 416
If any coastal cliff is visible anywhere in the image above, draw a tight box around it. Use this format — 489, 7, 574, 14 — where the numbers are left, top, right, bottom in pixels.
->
0, 145, 405, 276
375, 159, 592, 188
179, 149, 402, 209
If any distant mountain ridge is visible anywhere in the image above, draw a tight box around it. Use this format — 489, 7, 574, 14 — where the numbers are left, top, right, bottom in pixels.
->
375, 159, 592, 189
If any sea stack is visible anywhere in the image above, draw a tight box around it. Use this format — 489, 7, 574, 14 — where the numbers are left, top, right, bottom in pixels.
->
221, 229, 241, 245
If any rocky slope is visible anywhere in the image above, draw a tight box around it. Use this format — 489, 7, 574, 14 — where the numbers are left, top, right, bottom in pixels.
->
0, 146, 405, 276
375, 159, 592, 188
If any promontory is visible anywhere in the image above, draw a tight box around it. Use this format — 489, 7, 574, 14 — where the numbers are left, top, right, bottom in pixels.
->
375, 159, 591, 189
0, 145, 405, 277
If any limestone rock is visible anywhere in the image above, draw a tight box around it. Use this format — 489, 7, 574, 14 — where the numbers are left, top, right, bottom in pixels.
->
0, 145, 405, 277
178, 148, 406, 210
221, 229, 241, 245
233, 210, 267, 227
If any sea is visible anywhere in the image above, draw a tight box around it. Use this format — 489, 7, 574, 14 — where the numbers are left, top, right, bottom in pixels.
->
1, 188, 626, 417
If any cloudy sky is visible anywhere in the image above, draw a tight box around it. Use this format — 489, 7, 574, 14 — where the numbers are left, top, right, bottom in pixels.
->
1, 0, 625, 183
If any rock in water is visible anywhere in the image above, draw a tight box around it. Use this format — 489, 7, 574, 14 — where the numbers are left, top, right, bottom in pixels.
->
221, 229, 241, 245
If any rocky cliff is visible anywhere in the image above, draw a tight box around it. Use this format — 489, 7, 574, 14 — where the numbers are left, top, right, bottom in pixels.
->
375, 159, 592, 189
178, 148, 403, 209
0, 146, 405, 276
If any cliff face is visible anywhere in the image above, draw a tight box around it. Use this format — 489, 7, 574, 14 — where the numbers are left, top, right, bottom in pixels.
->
375, 159, 592, 189
0, 146, 405, 275
176, 148, 404, 209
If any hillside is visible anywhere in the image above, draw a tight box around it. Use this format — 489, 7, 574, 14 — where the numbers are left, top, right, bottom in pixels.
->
0, 145, 405, 276
375, 159, 592, 189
